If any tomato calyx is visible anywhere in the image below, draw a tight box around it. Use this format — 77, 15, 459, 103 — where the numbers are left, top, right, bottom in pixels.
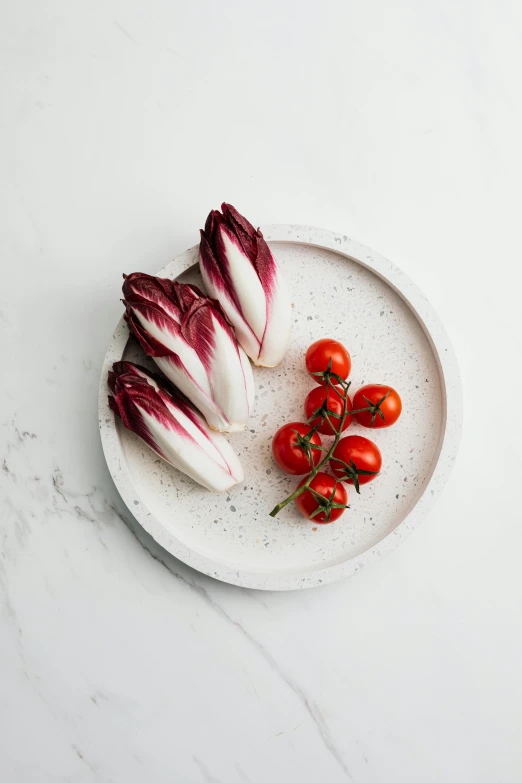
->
306, 382, 351, 435
350, 390, 391, 427
291, 427, 325, 467
306, 481, 350, 522
329, 456, 379, 494
308, 357, 349, 388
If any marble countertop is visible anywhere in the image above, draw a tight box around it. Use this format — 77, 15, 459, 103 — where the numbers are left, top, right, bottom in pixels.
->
2, 2, 521, 781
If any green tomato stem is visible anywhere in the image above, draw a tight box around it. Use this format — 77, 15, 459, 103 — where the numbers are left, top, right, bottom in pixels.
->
269, 374, 353, 518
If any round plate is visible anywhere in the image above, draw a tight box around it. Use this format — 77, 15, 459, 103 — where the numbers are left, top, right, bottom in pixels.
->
99, 226, 462, 590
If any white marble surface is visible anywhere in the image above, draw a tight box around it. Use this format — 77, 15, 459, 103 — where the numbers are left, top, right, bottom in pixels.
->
1, 1, 521, 781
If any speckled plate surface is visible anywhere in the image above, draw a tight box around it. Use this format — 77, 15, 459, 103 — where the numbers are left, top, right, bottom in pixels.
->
99, 226, 462, 590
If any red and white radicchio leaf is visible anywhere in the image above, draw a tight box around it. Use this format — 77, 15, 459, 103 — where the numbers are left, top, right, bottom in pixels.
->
199, 203, 291, 367
122, 273, 254, 432
108, 361, 243, 492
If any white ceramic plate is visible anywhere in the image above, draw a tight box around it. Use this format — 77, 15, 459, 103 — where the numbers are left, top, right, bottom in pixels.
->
99, 226, 461, 590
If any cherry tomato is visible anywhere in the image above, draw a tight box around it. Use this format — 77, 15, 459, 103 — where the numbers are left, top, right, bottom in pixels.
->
305, 338, 351, 385
352, 384, 402, 428
295, 472, 348, 524
304, 386, 353, 435
331, 435, 382, 491
272, 422, 323, 475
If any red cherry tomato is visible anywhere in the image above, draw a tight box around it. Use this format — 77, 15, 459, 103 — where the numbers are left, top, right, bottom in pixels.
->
304, 386, 353, 435
352, 384, 402, 428
295, 472, 348, 524
305, 338, 351, 385
272, 422, 323, 475
331, 435, 382, 490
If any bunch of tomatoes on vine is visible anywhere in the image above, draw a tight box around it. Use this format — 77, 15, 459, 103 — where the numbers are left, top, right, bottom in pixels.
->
270, 338, 402, 523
